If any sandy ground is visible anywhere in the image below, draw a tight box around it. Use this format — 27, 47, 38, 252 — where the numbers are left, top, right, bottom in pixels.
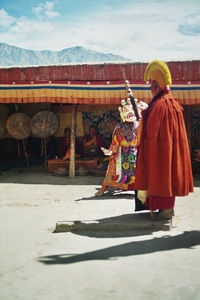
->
0, 169, 200, 300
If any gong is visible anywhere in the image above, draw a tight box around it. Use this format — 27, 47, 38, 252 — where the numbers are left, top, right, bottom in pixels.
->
6, 112, 31, 140
30, 110, 59, 138
6, 112, 31, 168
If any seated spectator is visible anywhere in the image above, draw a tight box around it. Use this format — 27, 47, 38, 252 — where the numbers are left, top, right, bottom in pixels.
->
57, 128, 71, 159
58, 127, 82, 160
83, 126, 105, 158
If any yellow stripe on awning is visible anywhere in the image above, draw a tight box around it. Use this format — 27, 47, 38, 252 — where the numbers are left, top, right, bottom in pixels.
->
0, 83, 200, 105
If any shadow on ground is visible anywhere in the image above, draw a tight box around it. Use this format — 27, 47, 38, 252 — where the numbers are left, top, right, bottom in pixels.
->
0, 170, 199, 187
75, 190, 135, 201
54, 212, 172, 237
38, 230, 200, 265
0, 170, 103, 185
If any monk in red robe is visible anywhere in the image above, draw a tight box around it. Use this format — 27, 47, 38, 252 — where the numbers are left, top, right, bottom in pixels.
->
57, 128, 71, 159
134, 60, 193, 220
83, 126, 105, 158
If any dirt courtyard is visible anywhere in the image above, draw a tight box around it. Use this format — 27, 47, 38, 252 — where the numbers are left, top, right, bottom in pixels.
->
0, 169, 200, 300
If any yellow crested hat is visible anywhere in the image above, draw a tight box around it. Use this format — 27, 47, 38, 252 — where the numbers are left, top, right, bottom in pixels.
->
144, 60, 172, 90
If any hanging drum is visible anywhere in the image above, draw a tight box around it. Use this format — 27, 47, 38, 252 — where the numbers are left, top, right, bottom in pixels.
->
30, 110, 59, 138
6, 112, 31, 140
6, 112, 31, 168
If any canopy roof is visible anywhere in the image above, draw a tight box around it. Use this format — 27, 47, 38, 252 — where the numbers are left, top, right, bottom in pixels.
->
0, 61, 199, 105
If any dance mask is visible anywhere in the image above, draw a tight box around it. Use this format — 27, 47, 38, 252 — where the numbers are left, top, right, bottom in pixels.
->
118, 98, 148, 122
118, 98, 136, 122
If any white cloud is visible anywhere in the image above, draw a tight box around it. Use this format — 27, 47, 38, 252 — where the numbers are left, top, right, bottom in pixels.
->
45, 10, 59, 18
45, 1, 55, 10
32, 1, 60, 19
0, 9, 15, 27
10, 17, 53, 34
33, 4, 43, 17
178, 11, 200, 36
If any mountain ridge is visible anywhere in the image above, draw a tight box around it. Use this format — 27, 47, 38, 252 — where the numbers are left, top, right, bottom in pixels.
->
0, 43, 130, 67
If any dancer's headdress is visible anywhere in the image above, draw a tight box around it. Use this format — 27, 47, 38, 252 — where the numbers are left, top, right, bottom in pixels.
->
144, 60, 172, 90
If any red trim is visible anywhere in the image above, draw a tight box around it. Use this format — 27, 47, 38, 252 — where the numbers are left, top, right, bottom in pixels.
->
0, 79, 200, 85
0, 80, 144, 85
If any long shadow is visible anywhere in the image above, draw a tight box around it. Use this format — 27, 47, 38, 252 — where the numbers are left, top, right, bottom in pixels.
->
75, 191, 135, 201
54, 212, 170, 237
71, 229, 155, 238
38, 230, 200, 265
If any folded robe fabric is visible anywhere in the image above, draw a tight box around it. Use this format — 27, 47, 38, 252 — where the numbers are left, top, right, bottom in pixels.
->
134, 91, 193, 197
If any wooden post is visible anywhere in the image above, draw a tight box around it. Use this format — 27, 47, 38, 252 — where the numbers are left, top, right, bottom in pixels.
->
43, 138, 47, 169
69, 104, 77, 177
22, 139, 30, 169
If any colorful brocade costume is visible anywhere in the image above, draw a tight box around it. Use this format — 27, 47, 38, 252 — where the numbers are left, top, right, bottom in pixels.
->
101, 121, 139, 191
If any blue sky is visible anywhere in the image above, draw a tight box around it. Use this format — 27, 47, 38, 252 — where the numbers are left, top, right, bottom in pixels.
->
0, 0, 200, 61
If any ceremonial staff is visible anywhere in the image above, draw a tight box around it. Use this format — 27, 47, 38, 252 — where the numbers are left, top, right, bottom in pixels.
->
125, 80, 140, 121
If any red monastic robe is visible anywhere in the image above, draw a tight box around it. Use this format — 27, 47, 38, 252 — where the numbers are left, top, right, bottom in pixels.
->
134, 91, 193, 198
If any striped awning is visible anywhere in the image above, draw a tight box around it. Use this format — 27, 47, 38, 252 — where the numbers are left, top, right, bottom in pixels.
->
0, 80, 200, 105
